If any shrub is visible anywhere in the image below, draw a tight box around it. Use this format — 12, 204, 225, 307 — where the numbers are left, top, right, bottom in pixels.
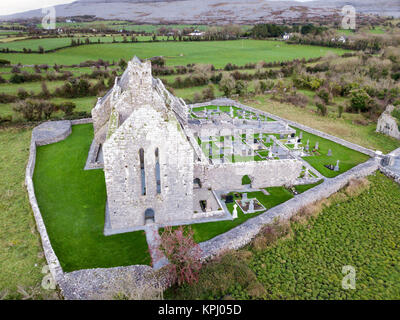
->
350, 89, 372, 112
0, 59, 10, 66
17, 88, 29, 100
202, 84, 215, 101
9, 73, 25, 84
0, 93, 17, 104
219, 74, 235, 97
338, 105, 344, 118
234, 80, 247, 96
58, 101, 76, 116
315, 98, 328, 116
159, 226, 203, 286
316, 88, 330, 104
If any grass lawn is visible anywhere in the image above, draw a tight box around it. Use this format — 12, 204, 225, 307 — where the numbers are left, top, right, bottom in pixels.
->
0, 40, 348, 67
294, 179, 324, 193
33, 124, 151, 272
190, 187, 294, 243
292, 126, 370, 178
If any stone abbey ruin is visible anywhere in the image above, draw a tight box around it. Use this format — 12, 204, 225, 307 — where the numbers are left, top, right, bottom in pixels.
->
87, 57, 326, 235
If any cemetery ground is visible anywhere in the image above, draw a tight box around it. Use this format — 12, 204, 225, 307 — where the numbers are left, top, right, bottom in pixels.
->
166, 172, 400, 300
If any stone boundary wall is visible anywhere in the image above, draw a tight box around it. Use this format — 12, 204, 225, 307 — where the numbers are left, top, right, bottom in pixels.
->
379, 166, 400, 184
190, 98, 377, 157
25, 121, 74, 287
71, 118, 93, 125
199, 158, 380, 259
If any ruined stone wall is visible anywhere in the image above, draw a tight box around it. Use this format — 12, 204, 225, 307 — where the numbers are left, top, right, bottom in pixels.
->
92, 93, 112, 144
194, 159, 303, 190
103, 107, 194, 231
376, 105, 400, 140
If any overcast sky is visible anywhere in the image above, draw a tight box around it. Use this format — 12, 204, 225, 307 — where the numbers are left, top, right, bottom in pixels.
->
0, 0, 313, 16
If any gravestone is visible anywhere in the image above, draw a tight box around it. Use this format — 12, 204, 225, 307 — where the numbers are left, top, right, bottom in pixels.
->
299, 132, 303, 139
315, 141, 319, 150
232, 203, 238, 219
327, 149, 332, 156
248, 199, 255, 213
242, 193, 248, 202
334, 160, 340, 172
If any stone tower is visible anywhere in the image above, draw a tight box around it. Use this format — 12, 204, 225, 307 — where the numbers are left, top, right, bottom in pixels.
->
92, 57, 194, 235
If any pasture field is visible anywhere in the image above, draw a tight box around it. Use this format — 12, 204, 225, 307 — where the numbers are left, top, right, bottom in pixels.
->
0, 40, 348, 67
0, 125, 56, 299
167, 172, 400, 300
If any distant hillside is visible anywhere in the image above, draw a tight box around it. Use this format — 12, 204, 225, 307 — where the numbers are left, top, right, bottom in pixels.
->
1, 0, 399, 22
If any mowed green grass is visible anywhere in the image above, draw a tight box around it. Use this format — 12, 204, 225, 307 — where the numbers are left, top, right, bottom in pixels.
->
33, 124, 151, 272
0, 40, 348, 67
293, 127, 370, 178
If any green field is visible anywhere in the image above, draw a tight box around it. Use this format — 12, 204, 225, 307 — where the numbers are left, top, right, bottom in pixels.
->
0, 40, 348, 67
0, 126, 55, 299
167, 172, 400, 300
33, 124, 151, 272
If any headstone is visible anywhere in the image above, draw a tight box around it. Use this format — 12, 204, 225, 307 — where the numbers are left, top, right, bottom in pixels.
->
242, 193, 248, 202
299, 132, 303, 139
327, 149, 332, 157
230, 106, 234, 118
266, 136, 271, 143
304, 167, 309, 178
334, 160, 340, 172
232, 204, 238, 219
248, 199, 255, 213
315, 141, 319, 150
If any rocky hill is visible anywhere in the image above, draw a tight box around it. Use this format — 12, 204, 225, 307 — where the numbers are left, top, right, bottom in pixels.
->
1, 0, 399, 22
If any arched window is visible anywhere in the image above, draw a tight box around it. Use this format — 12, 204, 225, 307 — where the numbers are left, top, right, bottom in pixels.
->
139, 148, 146, 196
155, 148, 161, 194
